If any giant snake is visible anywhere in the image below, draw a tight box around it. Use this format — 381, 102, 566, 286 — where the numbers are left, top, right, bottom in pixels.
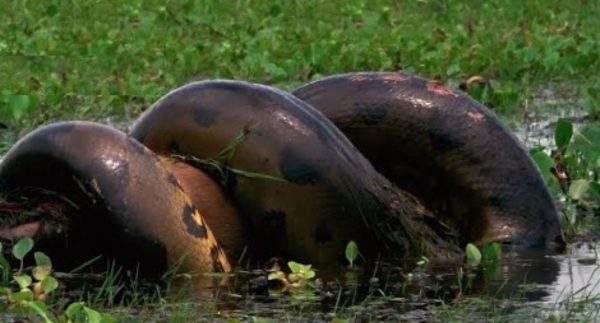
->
0, 72, 564, 278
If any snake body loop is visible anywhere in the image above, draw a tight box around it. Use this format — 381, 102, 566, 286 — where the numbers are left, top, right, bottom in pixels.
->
294, 72, 563, 249
0, 122, 231, 275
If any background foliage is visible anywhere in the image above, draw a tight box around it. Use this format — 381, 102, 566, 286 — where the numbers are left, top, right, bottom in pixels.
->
1, 0, 599, 132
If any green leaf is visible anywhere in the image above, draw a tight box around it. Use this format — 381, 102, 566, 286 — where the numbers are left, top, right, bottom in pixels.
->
8, 94, 32, 122
41, 276, 59, 294
481, 242, 502, 263
34, 252, 52, 267
555, 119, 573, 151
465, 243, 482, 266
345, 240, 359, 267
287, 261, 315, 281
27, 301, 53, 323
32, 265, 52, 281
288, 261, 303, 274
66, 301, 85, 318
84, 306, 102, 323
13, 289, 34, 302
13, 274, 32, 289
570, 123, 600, 162
13, 237, 34, 261
569, 179, 590, 200
100, 313, 118, 323
303, 270, 316, 280
531, 151, 556, 185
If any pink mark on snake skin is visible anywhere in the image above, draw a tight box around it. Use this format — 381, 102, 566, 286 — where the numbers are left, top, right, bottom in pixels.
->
427, 81, 456, 96
380, 73, 408, 83
467, 110, 485, 122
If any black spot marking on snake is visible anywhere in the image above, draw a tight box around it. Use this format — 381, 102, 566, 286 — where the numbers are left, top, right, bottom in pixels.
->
354, 101, 389, 125
182, 204, 208, 239
128, 138, 151, 156
488, 194, 511, 209
210, 245, 225, 272
315, 226, 333, 244
164, 172, 183, 190
264, 210, 286, 231
168, 140, 179, 153
192, 104, 219, 127
428, 132, 457, 154
279, 147, 321, 185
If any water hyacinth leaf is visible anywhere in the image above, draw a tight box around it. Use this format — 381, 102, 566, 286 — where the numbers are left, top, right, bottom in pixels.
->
41, 276, 59, 294
66, 301, 85, 318
555, 119, 573, 151
13, 289, 34, 302
569, 179, 590, 200
531, 151, 557, 185
303, 268, 316, 280
570, 123, 600, 162
345, 240, 359, 267
84, 306, 102, 323
13, 274, 32, 289
288, 261, 303, 274
287, 261, 315, 280
100, 313, 118, 323
13, 237, 34, 261
482, 242, 502, 263
32, 265, 52, 281
27, 301, 53, 323
465, 243, 481, 266
34, 252, 52, 267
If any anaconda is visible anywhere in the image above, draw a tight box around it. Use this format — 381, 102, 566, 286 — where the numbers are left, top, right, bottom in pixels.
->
0, 122, 231, 276
0, 71, 563, 277
293, 72, 563, 249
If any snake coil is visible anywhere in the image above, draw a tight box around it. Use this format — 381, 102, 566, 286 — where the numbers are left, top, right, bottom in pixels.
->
0, 72, 563, 277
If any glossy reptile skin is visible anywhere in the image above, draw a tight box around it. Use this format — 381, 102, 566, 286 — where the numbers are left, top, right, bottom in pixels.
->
0, 122, 231, 276
0, 72, 563, 276
293, 72, 563, 248
130, 80, 463, 266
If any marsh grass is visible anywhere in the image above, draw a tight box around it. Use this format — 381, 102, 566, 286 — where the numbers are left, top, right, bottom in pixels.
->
1, 0, 599, 130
